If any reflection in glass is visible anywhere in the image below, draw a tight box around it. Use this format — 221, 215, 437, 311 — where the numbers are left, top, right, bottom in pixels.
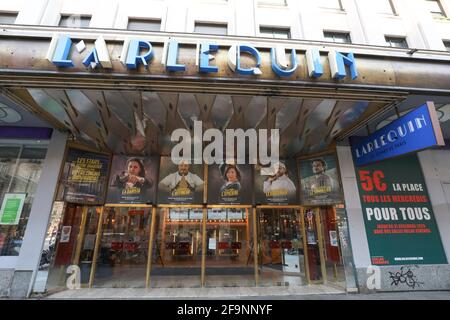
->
0, 145, 47, 256
46, 205, 101, 290
258, 208, 306, 286
303, 208, 323, 282
205, 208, 254, 287
93, 207, 150, 288
319, 206, 346, 288
150, 208, 203, 288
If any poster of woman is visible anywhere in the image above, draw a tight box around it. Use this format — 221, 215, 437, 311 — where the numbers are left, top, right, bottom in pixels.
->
208, 163, 252, 205
106, 155, 158, 204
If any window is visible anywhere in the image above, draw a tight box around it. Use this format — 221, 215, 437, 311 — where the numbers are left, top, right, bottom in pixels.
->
374, 0, 397, 15
385, 36, 408, 48
0, 144, 48, 256
0, 12, 17, 24
58, 14, 91, 28
127, 18, 161, 31
323, 31, 351, 43
443, 41, 450, 51
258, 0, 287, 5
194, 22, 227, 35
260, 26, 291, 39
425, 0, 446, 18
317, 0, 343, 10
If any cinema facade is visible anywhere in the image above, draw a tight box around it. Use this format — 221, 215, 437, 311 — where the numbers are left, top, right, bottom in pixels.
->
1, 24, 450, 298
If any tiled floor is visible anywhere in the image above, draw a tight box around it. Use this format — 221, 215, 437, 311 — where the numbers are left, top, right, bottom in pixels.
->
43, 284, 345, 299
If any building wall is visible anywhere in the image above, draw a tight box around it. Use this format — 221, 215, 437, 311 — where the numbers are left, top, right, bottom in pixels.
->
337, 144, 450, 292
1, 0, 450, 50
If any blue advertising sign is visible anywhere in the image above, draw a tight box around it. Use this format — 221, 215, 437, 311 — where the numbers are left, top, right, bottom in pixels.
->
351, 102, 444, 166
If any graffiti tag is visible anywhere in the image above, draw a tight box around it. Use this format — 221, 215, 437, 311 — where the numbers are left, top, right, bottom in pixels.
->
388, 266, 424, 289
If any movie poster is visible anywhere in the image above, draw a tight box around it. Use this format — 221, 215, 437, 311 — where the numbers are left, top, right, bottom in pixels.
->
207, 163, 253, 205
157, 157, 205, 204
57, 148, 110, 204
254, 160, 298, 205
106, 155, 158, 204
299, 154, 343, 205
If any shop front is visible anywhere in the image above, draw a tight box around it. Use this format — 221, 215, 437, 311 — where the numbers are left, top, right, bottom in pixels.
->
40, 149, 353, 292
1, 25, 450, 297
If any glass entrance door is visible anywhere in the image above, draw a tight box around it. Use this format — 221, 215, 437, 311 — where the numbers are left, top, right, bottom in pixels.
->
149, 207, 203, 288
92, 206, 151, 288
46, 203, 102, 290
257, 208, 307, 286
204, 207, 254, 287
318, 206, 346, 287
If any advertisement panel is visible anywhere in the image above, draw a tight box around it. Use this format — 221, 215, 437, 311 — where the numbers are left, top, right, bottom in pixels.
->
207, 163, 253, 205
354, 153, 447, 265
254, 160, 298, 205
299, 154, 343, 205
58, 148, 110, 204
351, 102, 444, 166
106, 155, 158, 204
157, 157, 204, 204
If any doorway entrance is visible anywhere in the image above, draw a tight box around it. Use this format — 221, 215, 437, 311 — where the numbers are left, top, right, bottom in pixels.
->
257, 207, 308, 286
46, 203, 102, 290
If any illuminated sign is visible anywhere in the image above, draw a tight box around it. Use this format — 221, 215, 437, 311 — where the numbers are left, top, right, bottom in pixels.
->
46, 35, 358, 80
351, 102, 445, 166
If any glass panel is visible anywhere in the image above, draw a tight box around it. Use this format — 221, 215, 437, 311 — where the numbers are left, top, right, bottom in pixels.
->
205, 208, 254, 287
93, 206, 151, 288
46, 205, 101, 290
194, 23, 227, 35
0, 12, 17, 24
323, 32, 351, 43
318, 207, 346, 288
373, 0, 395, 14
150, 207, 203, 288
317, 0, 342, 10
59, 15, 91, 28
335, 206, 358, 291
33, 201, 66, 293
257, 208, 306, 286
426, 0, 446, 17
127, 19, 161, 31
0, 145, 47, 256
303, 208, 323, 282
386, 37, 408, 48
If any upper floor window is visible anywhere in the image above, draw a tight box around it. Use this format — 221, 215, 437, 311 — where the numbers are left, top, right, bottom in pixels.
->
58, 14, 91, 28
260, 26, 291, 39
374, 0, 397, 15
385, 36, 408, 48
194, 22, 227, 35
443, 40, 450, 51
258, 0, 287, 6
317, 0, 343, 10
127, 18, 161, 31
0, 12, 18, 24
425, 0, 446, 18
323, 31, 351, 43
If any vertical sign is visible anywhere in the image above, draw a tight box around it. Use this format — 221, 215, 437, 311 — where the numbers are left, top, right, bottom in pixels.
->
355, 153, 447, 265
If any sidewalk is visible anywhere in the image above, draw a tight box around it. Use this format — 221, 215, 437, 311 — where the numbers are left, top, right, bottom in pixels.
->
39, 286, 450, 300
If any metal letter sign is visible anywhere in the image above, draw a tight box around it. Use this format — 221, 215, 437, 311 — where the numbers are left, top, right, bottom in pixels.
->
47, 35, 358, 80
351, 102, 445, 166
